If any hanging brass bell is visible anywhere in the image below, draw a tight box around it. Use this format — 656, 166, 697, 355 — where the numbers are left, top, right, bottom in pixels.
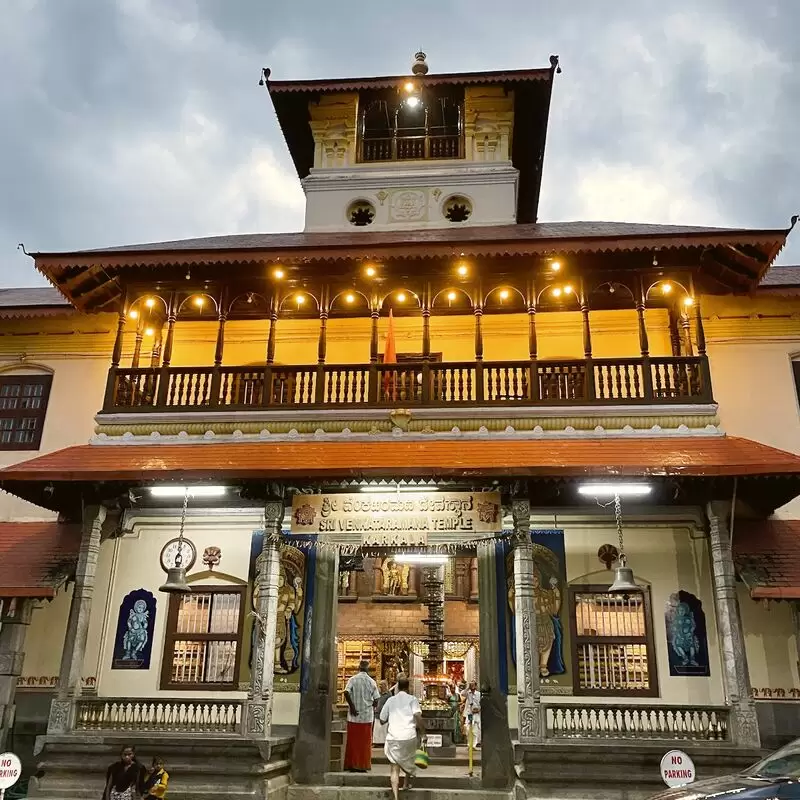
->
608, 555, 639, 595
159, 565, 191, 594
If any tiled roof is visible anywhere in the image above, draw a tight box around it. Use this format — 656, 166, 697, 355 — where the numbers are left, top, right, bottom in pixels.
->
3, 435, 800, 482
759, 266, 800, 287
734, 519, 800, 600
0, 522, 81, 598
265, 66, 554, 94
54, 221, 784, 257
0, 287, 70, 306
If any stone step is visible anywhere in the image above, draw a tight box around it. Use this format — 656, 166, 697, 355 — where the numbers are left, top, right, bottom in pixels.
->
325, 769, 481, 790
289, 785, 517, 800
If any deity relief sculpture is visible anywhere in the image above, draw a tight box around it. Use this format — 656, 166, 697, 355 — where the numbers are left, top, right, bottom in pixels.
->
664, 591, 709, 676
381, 558, 410, 595
122, 599, 149, 661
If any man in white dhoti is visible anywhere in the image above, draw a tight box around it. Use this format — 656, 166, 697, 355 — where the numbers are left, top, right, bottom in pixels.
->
462, 680, 481, 748
379, 675, 425, 800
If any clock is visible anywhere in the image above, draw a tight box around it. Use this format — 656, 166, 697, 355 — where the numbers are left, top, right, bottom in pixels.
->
159, 538, 197, 573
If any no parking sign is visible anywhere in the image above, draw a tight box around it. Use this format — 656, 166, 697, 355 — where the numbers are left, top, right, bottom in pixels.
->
0, 752, 21, 799
660, 749, 696, 788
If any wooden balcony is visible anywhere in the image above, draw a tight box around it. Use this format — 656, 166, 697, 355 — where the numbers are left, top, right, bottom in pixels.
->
359, 133, 463, 162
102, 355, 712, 413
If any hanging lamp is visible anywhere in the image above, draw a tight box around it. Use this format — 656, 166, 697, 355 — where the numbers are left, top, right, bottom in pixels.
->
159, 488, 193, 594
608, 492, 639, 595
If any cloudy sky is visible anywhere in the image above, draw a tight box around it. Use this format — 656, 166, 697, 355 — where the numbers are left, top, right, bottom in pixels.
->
1, 0, 798, 287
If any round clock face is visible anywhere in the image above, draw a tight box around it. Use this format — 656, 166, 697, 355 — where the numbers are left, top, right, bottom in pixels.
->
160, 538, 197, 573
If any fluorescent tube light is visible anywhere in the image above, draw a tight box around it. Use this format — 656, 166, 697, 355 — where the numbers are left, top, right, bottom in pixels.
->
393, 554, 449, 565
577, 483, 652, 497
358, 485, 440, 493
148, 486, 227, 498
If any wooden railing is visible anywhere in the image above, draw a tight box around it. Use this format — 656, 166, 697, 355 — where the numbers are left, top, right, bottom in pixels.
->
544, 704, 730, 742
103, 356, 712, 412
360, 133, 462, 162
74, 697, 244, 734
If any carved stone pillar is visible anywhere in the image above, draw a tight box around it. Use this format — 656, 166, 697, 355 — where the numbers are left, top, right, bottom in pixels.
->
0, 599, 33, 749
707, 501, 760, 748
246, 499, 283, 739
477, 540, 515, 790
49, 505, 107, 734
512, 498, 543, 743
293, 546, 340, 784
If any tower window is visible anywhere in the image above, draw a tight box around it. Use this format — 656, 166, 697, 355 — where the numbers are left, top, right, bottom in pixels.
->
0, 374, 52, 451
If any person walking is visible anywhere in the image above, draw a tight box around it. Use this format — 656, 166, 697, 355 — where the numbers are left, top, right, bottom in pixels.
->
343, 659, 380, 772
462, 680, 481, 748
379, 675, 425, 800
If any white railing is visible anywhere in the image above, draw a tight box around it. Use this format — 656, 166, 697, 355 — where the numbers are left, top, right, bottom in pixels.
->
74, 697, 244, 734
545, 704, 730, 741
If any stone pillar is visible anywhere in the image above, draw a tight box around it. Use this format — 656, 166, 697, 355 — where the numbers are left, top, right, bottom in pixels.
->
0, 599, 33, 749
293, 546, 340, 784
469, 557, 479, 601
512, 498, 544, 743
246, 499, 283, 739
477, 540, 515, 791
707, 501, 760, 748
48, 505, 107, 734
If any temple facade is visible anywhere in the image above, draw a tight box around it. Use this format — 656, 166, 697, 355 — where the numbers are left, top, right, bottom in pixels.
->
0, 53, 799, 800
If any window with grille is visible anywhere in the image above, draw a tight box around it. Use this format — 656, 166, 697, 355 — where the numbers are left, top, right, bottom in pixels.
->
161, 587, 245, 690
0, 375, 52, 450
569, 585, 658, 697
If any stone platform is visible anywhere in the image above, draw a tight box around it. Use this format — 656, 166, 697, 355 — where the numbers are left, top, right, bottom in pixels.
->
28, 734, 293, 800
518, 741, 763, 800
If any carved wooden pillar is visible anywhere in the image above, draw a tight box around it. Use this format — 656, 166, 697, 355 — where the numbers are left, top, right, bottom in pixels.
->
104, 297, 128, 409
266, 302, 279, 365
668, 305, 682, 356
368, 299, 380, 403
512, 498, 543, 743
527, 279, 539, 402
579, 280, 594, 401
246, 499, 283, 739
214, 289, 229, 368
0, 599, 33, 749
707, 501, 759, 748
421, 284, 431, 402
474, 283, 485, 402
131, 316, 144, 368
160, 292, 178, 368
636, 276, 654, 400
469, 557, 479, 601
49, 505, 108, 734
315, 288, 329, 403
680, 311, 694, 356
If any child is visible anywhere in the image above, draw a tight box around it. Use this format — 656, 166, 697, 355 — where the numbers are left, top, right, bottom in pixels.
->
141, 757, 169, 800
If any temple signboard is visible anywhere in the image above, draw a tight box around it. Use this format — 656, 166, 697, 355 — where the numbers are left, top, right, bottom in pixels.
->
291, 491, 502, 540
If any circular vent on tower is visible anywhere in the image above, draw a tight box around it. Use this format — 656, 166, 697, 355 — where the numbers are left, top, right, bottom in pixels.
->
443, 195, 473, 223
347, 200, 376, 227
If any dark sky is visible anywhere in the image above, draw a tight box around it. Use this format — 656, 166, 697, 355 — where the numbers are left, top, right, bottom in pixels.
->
2, 0, 798, 287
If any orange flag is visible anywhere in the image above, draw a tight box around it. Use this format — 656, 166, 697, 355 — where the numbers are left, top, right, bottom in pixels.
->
383, 310, 397, 400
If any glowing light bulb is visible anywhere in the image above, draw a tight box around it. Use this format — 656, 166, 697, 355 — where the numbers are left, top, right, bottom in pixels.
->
404, 81, 415, 93
662, 282, 673, 295
551, 260, 562, 271
194, 296, 204, 308
128, 309, 139, 319
564, 285, 574, 294
499, 289, 510, 300
273, 267, 285, 279
365, 265, 377, 278
345, 293, 355, 304
296, 294, 305, 306
457, 264, 468, 277
145, 298, 156, 308
406, 96, 420, 109
447, 291, 457, 302
396, 292, 407, 303
144, 327, 154, 336
552, 287, 563, 298
683, 296, 695, 307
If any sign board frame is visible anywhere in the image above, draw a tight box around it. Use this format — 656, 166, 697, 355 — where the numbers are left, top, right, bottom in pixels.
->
660, 749, 695, 788
0, 751, 22, 799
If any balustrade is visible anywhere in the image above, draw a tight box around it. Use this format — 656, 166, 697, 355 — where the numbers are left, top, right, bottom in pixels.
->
545, 704, 730, 742
360, 134, 462, 163
104, 356, 711, 412
74, 697, 243, 734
